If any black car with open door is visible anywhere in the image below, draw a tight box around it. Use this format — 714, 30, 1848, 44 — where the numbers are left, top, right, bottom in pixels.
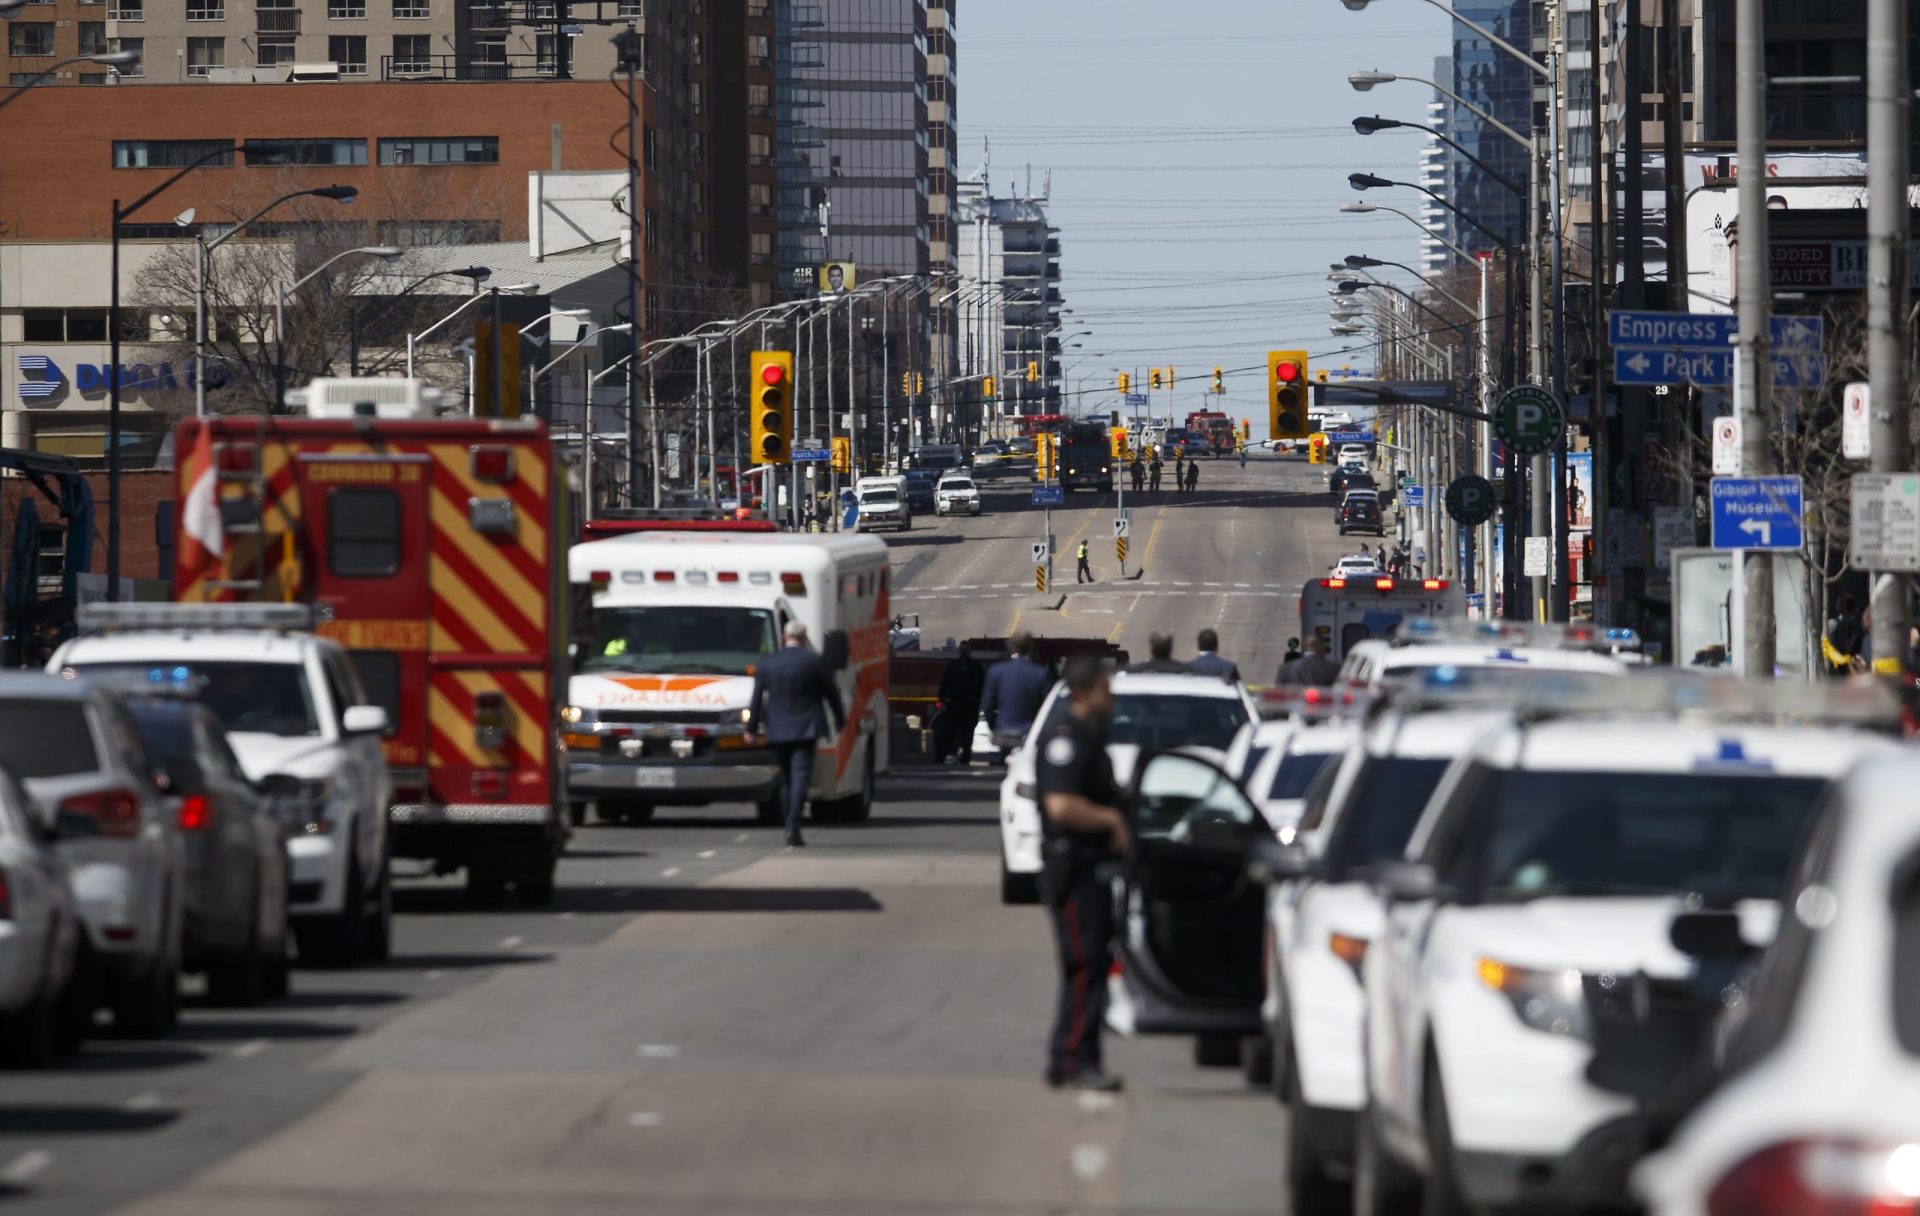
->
1115, 749, 1271, 1066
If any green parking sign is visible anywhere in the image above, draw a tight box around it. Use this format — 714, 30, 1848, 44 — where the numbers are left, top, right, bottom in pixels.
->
1494, 385, 1565, 456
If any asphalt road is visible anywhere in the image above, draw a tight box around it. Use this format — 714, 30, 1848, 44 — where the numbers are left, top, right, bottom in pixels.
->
0, 452, 1356, 1215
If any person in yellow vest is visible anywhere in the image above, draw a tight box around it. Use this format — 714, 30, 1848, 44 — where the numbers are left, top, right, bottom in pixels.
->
1076, 538, 1094, 584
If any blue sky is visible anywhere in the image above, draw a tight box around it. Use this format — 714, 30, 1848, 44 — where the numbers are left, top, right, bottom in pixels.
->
959, 0, 1451, 422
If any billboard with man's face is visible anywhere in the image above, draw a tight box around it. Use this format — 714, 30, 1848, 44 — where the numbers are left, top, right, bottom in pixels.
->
818, 262, 856, 294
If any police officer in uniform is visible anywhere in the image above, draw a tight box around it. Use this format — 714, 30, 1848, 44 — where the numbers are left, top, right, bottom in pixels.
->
1076, 538, 1094, 584
1035, 656, 1130, 1092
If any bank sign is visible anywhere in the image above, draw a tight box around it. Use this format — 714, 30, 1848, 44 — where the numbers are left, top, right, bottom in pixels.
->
11, 348, 243, 408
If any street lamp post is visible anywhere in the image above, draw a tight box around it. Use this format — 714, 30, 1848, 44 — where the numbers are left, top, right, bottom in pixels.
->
348, 266, 491, 375
0, 48, 139, 110
107, 137, 295, 597
271, 240, 400, 408
403, 281, 536, 392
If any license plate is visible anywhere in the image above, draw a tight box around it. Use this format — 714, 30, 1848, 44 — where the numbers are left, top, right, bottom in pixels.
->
634, 768, 676, 789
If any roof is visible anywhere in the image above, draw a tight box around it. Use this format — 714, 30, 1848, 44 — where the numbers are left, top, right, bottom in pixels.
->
1109, 671, 1250, 699
1380, 646, 1628, 675
363, 240, 623, 299
1365, 707, 1511, 758
57, 632, 320, 665
1488, 718, 1897, 777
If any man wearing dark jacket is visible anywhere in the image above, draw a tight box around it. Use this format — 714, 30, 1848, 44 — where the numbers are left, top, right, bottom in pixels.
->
981, 631, 1055, 753
935, 649, 986, 763
1128, 632, 1189, 674
1185, 628, 1242, 683
1278, 633, 1341, 686
748, 620, 846, 847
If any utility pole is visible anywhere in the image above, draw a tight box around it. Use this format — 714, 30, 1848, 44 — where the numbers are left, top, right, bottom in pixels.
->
1735, 0, 1777, 676
1867, 0, 1912, 672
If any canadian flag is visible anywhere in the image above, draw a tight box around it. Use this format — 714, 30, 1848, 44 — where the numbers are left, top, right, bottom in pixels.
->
178, 424, 224, 583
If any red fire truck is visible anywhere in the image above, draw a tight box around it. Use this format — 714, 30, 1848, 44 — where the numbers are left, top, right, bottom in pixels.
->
173, 380, 568, 904
1185, 410, 1236, 457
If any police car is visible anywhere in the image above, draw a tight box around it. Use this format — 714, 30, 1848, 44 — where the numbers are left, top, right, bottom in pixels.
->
997, 671, 1256, 904
52, 605, 394, 968
1355, 675, 1899, 1216
1226, 712, 1360, 840
1633, 752, 1920, 1216
1249, 699, 1510, 1214
1337, 621, 1638, 692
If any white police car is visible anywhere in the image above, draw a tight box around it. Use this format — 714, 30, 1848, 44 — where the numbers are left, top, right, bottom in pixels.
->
1338, 621, 1636, 693
1227, 712, 1360, 840
1355, 676, 1899, 1216
52, 605, 393, 968
997, 671, 1255, 904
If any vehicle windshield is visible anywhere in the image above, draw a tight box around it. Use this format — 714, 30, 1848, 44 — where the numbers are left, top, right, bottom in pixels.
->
861, 489, 901, 505
69, 661, 320, 737
1467, 770, 1829, 902
581, 605, 778, 676
0, 700, 100, 777
941, 479, 976, 492
1109, 694, 1250, 752
1269, 749, 1337, 800
1320, 756, 1452, 878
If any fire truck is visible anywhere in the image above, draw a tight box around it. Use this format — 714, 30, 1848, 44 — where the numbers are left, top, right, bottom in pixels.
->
173, 379, 567, 905
1185, 410, 1236, 457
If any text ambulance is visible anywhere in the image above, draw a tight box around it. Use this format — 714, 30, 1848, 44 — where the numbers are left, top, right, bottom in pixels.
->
563, 531, 893, 826
173, 382, 568, 905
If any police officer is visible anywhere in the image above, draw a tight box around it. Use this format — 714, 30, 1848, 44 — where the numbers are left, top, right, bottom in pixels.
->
1035, 656, 1129, 1092
1076, 538, 1094, 584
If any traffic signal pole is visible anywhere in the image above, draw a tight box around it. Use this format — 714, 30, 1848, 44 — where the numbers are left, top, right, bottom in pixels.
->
1734, 0, 1777, 675
1867, 0, 1912, 673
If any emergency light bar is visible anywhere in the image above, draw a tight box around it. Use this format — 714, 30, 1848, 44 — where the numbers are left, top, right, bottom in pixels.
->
286, 377, 450, 418
77, 602, 316, 635
1379, 667, 1900, 729
1396, 618, 1643, 654
1319, 577, 1448, 592
1256, 683, 1372, 720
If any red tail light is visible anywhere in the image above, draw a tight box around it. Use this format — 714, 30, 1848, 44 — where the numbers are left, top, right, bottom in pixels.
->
59, 789, 142, 838
1325, 578, 1347, 589
0, 869, 11, 921
1374, 577, 1395, 590
177, 794, 211, 831
1423, 579, 1445, 590
1708, 1139, 1920, 1216
717, 571, 740, 583
653, 571, 675, 582
470, 445, 515, 483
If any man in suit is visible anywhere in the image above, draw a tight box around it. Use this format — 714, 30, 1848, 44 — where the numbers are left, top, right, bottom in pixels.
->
747, 620, 845, 848
980, 631, 1055, 755
1186, 628, 1242, 683
1127, 631, 1189, 674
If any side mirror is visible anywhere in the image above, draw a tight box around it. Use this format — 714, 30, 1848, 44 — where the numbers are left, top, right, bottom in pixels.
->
821, 629, 850, 673
157, 754, 206, 796
1247, 836, 1316, 883
342, 705, 390, 736
1377, 861, 1451, 903
1669, 911, 1749, 961
1585, 1012, 1711, 1104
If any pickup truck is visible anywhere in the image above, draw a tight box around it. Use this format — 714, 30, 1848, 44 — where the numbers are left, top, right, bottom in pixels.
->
935, 473, 983, 516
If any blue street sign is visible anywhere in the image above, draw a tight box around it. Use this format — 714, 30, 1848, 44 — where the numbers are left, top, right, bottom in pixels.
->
1325, 430, 1373, 444
1607, 310, 1823, 351
1611, 347, 1827, 390
1709, 476, 1804, 551
1403, 485, 1426, 508
1031, 486, 1065, 507
791, 448, 831, 462
1125, 394, 1150, 409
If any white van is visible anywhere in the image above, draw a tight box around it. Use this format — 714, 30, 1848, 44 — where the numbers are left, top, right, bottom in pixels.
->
564, 533, 893, 825
854, 475, 910, 533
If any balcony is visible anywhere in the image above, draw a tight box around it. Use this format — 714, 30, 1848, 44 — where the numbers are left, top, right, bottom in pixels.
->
256, 8, 300, 32
379, 51, 550, 80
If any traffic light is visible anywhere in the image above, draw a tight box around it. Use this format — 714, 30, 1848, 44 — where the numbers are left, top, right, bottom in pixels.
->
1111, 428, 1130, 460
1036, 433, 1057, 479
748, 350, 793, 463
1316, 369, 1329, 384
831, 435, 851, 473
1117, 372, 1131, 394
901, 371, 912, 396
914, 373, 923, 395
1269, 350, 1309, 440
1167, 366, 1175, 389
983, 375, 996, 400
1150, 368, 1163, 390
1212, 366, 1224, 395
1027, 360, 1039, 383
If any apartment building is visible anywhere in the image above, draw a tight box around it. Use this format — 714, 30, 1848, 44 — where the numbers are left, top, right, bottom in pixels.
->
954, 177, 1061, 420
1450, 0, 1531, 254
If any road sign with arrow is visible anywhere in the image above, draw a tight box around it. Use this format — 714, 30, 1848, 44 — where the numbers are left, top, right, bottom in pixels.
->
1709, 476, 1803, 551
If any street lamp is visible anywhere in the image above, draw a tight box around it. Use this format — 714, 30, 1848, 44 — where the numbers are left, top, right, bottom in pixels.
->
0, 48, 140, 110
1339, 201, 1480, 264
527, 322, 631, 421
1345, 254, 1477, 316
521, 307, 591, 337
345, 266, 489, 375
1347, 171, 1508, 249
1348, 69, 1528, 148
1353, 115, 1524, 197
1331, 324, 1366, 336
272, 242, 402, 407
404, 282, 536, 382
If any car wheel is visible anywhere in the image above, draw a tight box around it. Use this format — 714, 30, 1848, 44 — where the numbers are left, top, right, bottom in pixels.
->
207, 919, 265, 1007
1193, 1033, 1242, 1068
999, 853, 1039, 905
516, 855, 557, 908
363, 860, 393, 962
568, 801, 587, 828
1241, 1032, 1274, 1087
1284, 1041, 1347, 1215
296, 853, 367, 968
53, 940, 95, 1055
841, 745, 875, 824
3, 979, 59, 1067
113, 950, 178, 1040
1353, 1103, 1418, 1216
1421, 1058, 1471, 1216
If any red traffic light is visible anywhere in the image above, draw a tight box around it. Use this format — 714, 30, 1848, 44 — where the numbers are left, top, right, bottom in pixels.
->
1275, 362, 1300, 382
761, 363, 786, 386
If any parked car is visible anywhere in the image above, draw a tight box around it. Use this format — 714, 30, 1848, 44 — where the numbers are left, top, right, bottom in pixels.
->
1339, 494, 1384, 536
122, 694, 290, 1005
903, 469, 939, 514
1330, 466, 1377, 498
0, 761, 84, 1066
0, 672, 183, 1038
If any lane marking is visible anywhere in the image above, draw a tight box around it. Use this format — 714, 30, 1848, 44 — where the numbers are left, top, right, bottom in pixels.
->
697, 849, 717, 860
1, 1151, 52, 1185
559, 911, 578, 920
499, 935, 525, 950
660, 867, 682, 879
1069, 1144, 1110, 1181
231, 1038, 269, 1060
732, 833, 749, 844
1077, 1091, 1118, 1115
121, 1091, 163, 1112
636, 1043, 681, 1059
424, 969, 448, 981
625, 1111, 664, 1128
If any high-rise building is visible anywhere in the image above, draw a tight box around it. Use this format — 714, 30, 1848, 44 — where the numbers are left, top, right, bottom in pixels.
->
1450, 0, 1531, 253
1418, 56, 1453, 276
927, 0, 956, 277
955, 176, 1062, 420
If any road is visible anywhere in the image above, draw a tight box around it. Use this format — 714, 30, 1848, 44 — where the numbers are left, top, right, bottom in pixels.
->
0, 453, 1362, 1216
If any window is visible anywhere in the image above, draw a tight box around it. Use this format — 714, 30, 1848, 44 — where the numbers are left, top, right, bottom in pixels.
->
328, 0, 365, 14
377, 136, 498, 165
749, 231, 772, 262
534, 31, 555, 74
109, 37, 142, 71
185, 0, 222, 18
747, 33, 769, 65
391, 33, 429, 71
257, 35, 294, 65
345, 651, 400, 731
328, 34, 365, 73
77, 21, 107, 53
690, 33, 700, 63
70, 663, 319, 737
328, 488, 401, 577
615, 0, 641, 14
256, 138, 366, 166
0, 703, 98, 780
22, 310, 64, 342
748, 83, 770, 114
186, 36, 224, 75
749, 132, 771, 164
691, 81, 702, 114
643, 206, 657, 252
642, 126, 657, 170
691, 130, 703, 166
107, 0, 141, 17
392, 0, 428, 15
113, 139, 234, 168
8, 23, 52, 55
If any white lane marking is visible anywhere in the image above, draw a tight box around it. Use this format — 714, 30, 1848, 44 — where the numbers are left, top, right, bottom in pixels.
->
1, 1151, 53, 1185
1234, 583, 1251, 589
499, 935, 525, 950
636, 1043, 681, 1059
697, 850, 717, 859
424, 969, 448, 981
231, 1038, 270, 1060
1069, 1144, 1109, 1181
559, 911, 578, 920
732, 833, 749, 844
1076, 1091, 1117, 1115
121, 1091, 163, 1112
660, 867, 682, 879
625, 1111, 664, 1128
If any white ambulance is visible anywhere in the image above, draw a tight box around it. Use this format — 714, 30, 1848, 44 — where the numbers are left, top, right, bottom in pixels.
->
562, 532, 893, 827
1299, 574, 1465, 662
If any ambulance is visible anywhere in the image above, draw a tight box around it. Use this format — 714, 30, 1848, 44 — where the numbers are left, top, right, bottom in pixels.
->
172, 379, 568, 905
1299, 574, 1464, 662
562, 531, 893, 826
